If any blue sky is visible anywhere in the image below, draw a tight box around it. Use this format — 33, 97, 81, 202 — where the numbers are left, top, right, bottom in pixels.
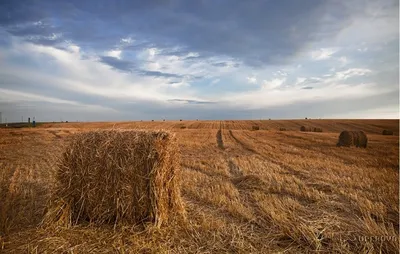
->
0, 0, 398, 122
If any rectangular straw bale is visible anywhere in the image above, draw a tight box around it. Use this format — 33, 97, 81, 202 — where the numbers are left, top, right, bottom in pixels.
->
44, 129, 184, 227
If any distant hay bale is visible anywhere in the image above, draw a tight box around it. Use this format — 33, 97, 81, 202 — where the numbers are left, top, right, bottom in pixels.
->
279, 127, 287, 131
382, 130, 394, 135
44, 130, 184, 228
252, 125, 260, 131
313, 127, 323, 132
300, 126, 311, 132
337, 130, 368, 148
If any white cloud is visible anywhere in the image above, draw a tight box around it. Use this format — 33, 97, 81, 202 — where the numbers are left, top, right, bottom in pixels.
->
295, 77, 307, 85
147, 48, 158, 59
120, 36, 134, 45
106, 49, 122, 59
68, 44, 80, 54
246, 76, 257, 84
210, 79, 220, 85
311, 48, 339, 60
1, 40, 205, 103
273, 70, 288, 76
333, 68, 371, 81
338, 56, 348, 66
357, 47, 368, 52
262, 78, 286, 90
0, 88, 117, 113
187, 52, 200, 58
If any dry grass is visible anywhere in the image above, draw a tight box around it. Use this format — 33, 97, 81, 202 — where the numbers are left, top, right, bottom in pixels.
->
0, 120, 398, 253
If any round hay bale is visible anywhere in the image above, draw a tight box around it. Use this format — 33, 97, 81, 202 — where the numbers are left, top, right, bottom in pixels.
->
252, 125, 260, 131
313, 127, 323, 132
44, 130, 184, 227
279, 127, 287, 131
356, 131, 368, 148
337, 130, 368, 148
382, 130, 394, 135
300, 126, 311, 132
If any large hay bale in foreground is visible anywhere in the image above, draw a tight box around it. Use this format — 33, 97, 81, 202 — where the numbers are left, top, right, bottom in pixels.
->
336, 131, 368, 148
382, 129, 394, 135
45, 130, 184, 227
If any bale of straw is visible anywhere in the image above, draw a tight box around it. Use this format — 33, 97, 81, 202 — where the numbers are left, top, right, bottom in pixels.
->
252, 125, 260, 131
300, 126, 311, 132
313, 127, 323, 132
279, 127, 287, 131
44, 130, 184, 228
382, 130, 394, 135
336, 131, 368, 148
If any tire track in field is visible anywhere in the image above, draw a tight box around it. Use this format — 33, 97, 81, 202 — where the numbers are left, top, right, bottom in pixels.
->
216, 129, 224, 149
228, 130, 311, 181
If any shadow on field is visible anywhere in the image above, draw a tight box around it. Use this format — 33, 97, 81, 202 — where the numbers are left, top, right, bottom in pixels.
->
0, 174, 50, 235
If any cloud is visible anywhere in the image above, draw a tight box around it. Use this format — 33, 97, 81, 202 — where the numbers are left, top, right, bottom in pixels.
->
139, 70, 183, 79
120, 36, 134, 45
210, 79, 220, 85
247, 76, 257, 84
357, 47, 368, 52
338, 56, 348, 65
332, 68, 371, 81
167, 99, 215, 104
106, 49, 122, 59
295, 77, 307, 85
0, 0, 398, 121
274, 70, 288, 76
311, 48, 339, 60
262, 78, 286, 90
0, 0, 368, 66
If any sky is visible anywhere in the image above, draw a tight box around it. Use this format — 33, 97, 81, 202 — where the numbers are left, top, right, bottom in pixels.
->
0, 0, 398, 122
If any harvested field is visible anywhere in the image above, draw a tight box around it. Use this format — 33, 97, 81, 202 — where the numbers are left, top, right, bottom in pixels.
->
0, 119, 398, 253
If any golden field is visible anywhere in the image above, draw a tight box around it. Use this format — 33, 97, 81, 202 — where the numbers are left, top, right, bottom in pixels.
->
0, 119, 399, 253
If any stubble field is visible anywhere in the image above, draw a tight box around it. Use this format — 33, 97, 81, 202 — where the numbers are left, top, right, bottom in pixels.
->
0, 119, 398, 253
